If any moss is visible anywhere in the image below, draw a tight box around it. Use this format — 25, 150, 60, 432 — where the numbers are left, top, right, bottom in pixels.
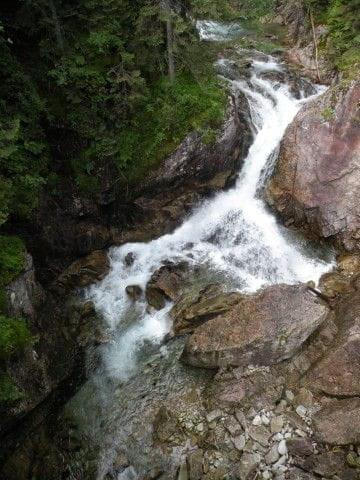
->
0, 235, 26, 315
322, 106, 335, 120
0, 315, 33, 360
0, 235, 26, 287
0, 372, 23, 404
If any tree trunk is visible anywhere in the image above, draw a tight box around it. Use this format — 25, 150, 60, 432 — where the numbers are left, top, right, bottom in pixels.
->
162, 0, 175, 82
48, 0, 64, 52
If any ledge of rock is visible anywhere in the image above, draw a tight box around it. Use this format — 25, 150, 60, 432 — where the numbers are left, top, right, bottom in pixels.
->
53, 250, 110, 293
182, 284, 329, 369
170, 284, 243, 335
266, 79, 360, 251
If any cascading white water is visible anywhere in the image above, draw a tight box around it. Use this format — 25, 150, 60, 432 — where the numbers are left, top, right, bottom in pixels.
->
196, 20, 244, 41
86, 58, 332, 381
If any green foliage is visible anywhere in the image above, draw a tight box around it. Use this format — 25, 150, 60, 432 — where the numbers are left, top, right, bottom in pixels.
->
0, 315, 33, 360
0, 35, 48, 225
117, 73, 226, 181
0, 372, 23, 404
0, 235, 26, 314
322, 106, 335, 120
0, 236, 26, 288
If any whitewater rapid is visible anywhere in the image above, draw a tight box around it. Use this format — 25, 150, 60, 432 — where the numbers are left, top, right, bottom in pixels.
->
86, 58, 332, 381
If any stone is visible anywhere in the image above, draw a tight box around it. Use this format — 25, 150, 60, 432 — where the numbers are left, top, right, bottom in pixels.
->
266, 79, 360, 251
237, 452, 261, 480
287, 438, 313, 457
265, 444, 280, 464
124, 252, 136, 267
125, 285, 143, 301
178, 463, 189, 480
182, 284, 329, 369
187, 450, 203, 480
277, 440, 287, 456
295, 406, 307, 418
252, 415, 262, 426
232, 434, 246, 451
249, 426, 271, 447
206, 410, 223, 423
224, 417, 242, 436
270, 416, 284, 434
313, 398, 360, 445
319, 272, 353, 298
294, 388, 313, 408
146, 262, 189, 310
54, 250, 110, 292
286, 468, 317, 480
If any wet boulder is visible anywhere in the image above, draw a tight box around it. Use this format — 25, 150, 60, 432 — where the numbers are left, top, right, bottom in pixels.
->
266, 80, 360, 251
182, 284, 329, 369
170, 284, 243, 335
54, 250, 110, 293
125, 285, 143, 301
145, 262, 189, 310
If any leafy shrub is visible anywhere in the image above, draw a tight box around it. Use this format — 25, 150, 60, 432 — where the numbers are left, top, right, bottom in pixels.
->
0, 235, 25, 314
0, 372, 23, 404
117, 72, 226, 182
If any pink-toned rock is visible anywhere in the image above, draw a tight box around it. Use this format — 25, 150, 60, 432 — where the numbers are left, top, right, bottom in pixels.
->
266, 80, 360, 251
306, 290, 360, 396
314, 398, 360, 445
182, 284, 329, 369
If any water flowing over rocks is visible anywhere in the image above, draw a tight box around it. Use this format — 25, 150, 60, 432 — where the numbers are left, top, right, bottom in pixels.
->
5, 36, 360, 480
182, 284, 329, 369
267, 79, 360, 251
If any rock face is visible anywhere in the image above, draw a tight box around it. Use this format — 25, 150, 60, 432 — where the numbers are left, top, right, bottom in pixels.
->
54, 250, 110, 293
306, 289, 360, 396
275, 0, 334, 83
267, 80, 360, 251
313, 398, 360, 445
182, 284, 329, 369
5, 253, 45, 320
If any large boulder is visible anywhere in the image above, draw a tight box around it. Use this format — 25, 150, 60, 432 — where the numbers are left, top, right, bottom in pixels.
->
266, 80, 360, 251
182, 284, 329, 369
313, 398, 360, 445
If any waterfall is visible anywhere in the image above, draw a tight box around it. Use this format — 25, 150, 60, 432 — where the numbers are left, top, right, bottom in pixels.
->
86, 57, 332, 381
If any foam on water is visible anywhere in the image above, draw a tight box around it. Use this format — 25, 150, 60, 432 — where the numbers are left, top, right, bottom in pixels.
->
86, 58, 332, 381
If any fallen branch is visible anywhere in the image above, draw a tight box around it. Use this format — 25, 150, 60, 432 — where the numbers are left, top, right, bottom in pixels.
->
309, 8, 321, 82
